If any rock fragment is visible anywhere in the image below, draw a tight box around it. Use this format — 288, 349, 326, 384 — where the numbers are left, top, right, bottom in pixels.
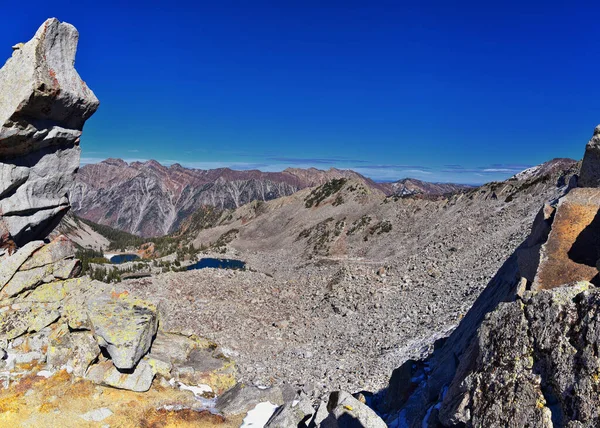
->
47, 323, 99, 377
322, 391, 387, 427
86, 359, 155, 392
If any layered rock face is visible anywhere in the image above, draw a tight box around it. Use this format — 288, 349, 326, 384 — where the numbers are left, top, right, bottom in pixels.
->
0, 18, 99, 248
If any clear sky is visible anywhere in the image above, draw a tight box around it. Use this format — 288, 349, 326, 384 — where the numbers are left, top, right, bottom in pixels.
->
1, 1, 598, 184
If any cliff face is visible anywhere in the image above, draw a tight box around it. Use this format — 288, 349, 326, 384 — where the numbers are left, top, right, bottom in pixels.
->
0, 19, 99, 248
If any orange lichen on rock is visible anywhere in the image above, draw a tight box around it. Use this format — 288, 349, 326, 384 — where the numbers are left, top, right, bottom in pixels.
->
0, 370, 243, 427
532, 188, 600, 290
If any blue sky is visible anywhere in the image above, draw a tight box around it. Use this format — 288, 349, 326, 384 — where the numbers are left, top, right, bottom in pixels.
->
1, 1, 598, 184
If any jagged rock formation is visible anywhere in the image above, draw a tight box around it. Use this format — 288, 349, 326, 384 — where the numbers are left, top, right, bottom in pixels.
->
578, 125, 600, 187
0, 18, 99, 248
0, 19, 244, 427
372, 127, 600, 427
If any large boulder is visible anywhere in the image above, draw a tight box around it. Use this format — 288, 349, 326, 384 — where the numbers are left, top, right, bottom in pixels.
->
87, 294, 158, 370
321, 391, 387, 428
0, 18, 99, 248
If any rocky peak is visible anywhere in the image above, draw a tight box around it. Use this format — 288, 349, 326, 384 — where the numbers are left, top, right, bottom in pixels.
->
0, 18, 99, 248
578, 125, 600, 187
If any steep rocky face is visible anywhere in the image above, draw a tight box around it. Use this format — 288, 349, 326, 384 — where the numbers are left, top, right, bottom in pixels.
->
71, 160, 381, 237
0, 18, 99, 248
375, 127, 600, 427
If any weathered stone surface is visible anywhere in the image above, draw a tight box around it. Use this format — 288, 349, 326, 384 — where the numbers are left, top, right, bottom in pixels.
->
1, 257, 79, 299
438, 282, 600, 427
0, 18, 99, 246
88, 295, 158, 370
0, 240, 44, 289
1, 265, 48, 298
86, 359, 155, 392
171, 347, 234, 388
309, 401, 329, 427
79, 407, 113, 422
48, 257, 80, 279
265, 393, 314, 427
322, 391, 387, 428
579, 125, 600, 188
47, 323, 99, 377
439, 301, 550, 427
532, 188, 600, 290
60, 277, 110, 328
0, 302, 60, 340
19, 235, 75, 270
147, 331, 197, 364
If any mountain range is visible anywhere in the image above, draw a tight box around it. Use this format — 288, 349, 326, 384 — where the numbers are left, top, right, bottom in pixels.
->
70, 158, 474, 237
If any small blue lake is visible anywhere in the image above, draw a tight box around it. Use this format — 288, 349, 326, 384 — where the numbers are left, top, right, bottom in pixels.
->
110, 254, 140, 264
187, 258, 246, 271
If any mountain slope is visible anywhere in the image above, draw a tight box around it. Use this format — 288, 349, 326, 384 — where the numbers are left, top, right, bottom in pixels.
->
70, 159, 470, 237
113, 157, 575, 400
71, 159, 374, 237
192, 158, 578, 264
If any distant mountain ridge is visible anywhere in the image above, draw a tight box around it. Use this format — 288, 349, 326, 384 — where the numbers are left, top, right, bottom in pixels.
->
70, 158, 485, 237
380, 178, 474, 197
71, 159, 381, 237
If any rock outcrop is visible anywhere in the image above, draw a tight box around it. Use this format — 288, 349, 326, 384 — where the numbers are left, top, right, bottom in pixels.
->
0, 18, 99, 248
0, 20, 247, 427
579, 125, 600, 187
374, 126, 600, 427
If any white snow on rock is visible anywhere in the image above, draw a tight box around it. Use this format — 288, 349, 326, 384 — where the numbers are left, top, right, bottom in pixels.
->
36, 370, 54, 378
240, 401, 279, 427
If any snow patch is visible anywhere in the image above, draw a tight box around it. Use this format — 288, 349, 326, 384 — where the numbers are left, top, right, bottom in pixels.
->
241, 401, 279, 427
36, 370, 54, 378
169, 379, 213, 397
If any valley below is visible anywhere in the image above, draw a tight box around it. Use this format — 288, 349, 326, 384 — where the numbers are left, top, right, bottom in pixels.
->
66, 158, 579, 401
